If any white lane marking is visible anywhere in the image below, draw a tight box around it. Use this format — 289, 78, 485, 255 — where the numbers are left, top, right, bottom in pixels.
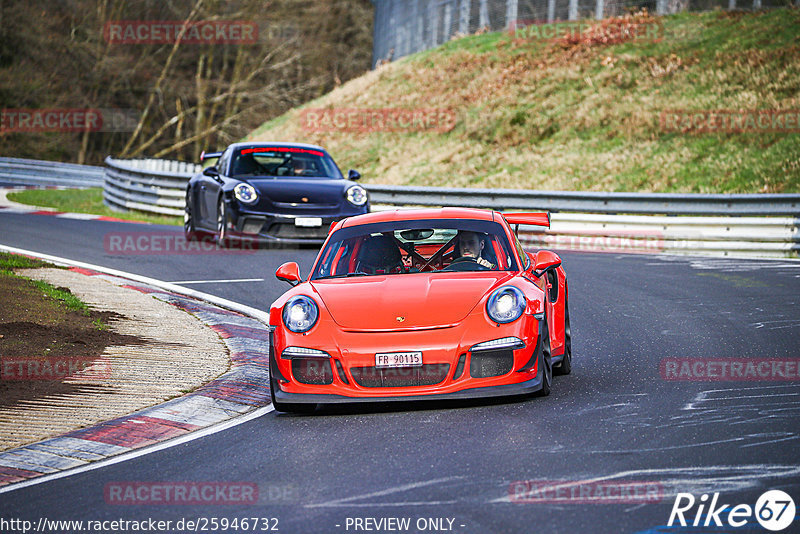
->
0, 405, 275, 495
55, 213, 101, 220
171, 278, 266, 284
488, 464, 800, 504
0, 244, 270, 323
0, 244, 276, 494
683, 384, 800, 411
307, 476, 465, 509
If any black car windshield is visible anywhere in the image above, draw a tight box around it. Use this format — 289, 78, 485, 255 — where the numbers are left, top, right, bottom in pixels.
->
230, 147, 343, 179
312, 219, 519, 280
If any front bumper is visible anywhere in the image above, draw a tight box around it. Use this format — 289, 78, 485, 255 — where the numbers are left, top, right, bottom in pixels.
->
269, 313, 545, 404
272, 373, 543, 404
229, 204, 368, 244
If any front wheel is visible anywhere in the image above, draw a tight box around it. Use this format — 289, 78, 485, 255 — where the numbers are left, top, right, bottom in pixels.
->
184, 190, 200, 241
216, 197, 230, 246
554, 299, 572, 376
535, 314, 553, 397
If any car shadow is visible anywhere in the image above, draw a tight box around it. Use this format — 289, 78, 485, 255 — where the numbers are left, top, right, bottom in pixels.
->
272, 394, 534, 417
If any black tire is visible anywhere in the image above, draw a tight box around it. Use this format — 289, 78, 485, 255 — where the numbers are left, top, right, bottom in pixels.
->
269, 370, 316, 414
184, 190, 200, 241
554, 299, 572, 376
535, 313, 553, 397
216, 197, 229, 246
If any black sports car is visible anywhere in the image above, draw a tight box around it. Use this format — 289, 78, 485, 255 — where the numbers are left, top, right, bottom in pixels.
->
184, 142, 369, 244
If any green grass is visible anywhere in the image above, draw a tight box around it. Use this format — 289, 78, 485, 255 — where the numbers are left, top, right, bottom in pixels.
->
246, 8, 800, 193
0, 252, 54, 273
8, 188, 182, 225
0, 252, 102, 324
29, 279, 89, 315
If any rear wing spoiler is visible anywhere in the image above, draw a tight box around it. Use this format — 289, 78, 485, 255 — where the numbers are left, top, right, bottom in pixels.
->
502, 212, 550, 229
200, 151, 222, 162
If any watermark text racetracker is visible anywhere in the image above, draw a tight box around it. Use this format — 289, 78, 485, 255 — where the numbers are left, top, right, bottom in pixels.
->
1, 108, 139, 133
104, 231, 257, 255
1, 357, 111, 381
299, 108, 456, 133
509, 480, 664, 504
661, 358, 800, 381
519, 230, 665, 254
104, 20, 258, 45
104, 481, 257, 505
511, 19, 663, 43
660, 109, 800, 134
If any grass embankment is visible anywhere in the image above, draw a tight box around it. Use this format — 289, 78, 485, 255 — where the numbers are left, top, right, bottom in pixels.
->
247, 8, 800, 193
0, 252, 143, 409
7, 188, 181, 226
0, 253, 101, 333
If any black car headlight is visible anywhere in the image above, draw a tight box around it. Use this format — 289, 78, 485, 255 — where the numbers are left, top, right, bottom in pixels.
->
282, 295, 319, 333
234, 183, 258, 204
486, 286, 526, 324
345, 185, 367, 206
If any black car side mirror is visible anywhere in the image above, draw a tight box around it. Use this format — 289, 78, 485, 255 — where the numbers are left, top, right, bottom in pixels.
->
348, 169, 361, 181
203, 166, 220, 178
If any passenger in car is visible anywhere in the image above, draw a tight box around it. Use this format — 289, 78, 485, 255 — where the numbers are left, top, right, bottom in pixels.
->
355, 234, 403, 274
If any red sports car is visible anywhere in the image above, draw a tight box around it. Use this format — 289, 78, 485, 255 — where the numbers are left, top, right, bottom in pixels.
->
268, 208, 571, 413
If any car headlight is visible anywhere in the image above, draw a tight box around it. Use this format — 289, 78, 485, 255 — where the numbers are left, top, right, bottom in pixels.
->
345, 185, 367, 206
282, 296, 319, 333
486, 286, 526, 324
234, 183, 258, 204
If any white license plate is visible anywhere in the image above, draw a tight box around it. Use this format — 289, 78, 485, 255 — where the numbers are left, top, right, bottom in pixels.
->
295, 217, 322, 227
375, 351, 423, 368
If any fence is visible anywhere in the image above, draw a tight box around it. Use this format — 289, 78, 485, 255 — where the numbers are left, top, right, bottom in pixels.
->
0, 157, 104, 188
96, 158, 798, 258
103, 157, 200, 216
0, 157, 796, 258
371, 0, 793, 66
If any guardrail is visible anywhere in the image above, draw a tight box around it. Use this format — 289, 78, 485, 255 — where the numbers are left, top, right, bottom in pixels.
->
103, 157, 200, 216
3, 157, 797, 258
365, 185, 800, 217
0, 157, 104, 188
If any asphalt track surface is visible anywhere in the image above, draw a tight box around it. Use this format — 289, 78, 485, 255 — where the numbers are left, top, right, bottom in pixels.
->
1, 211, 799, 534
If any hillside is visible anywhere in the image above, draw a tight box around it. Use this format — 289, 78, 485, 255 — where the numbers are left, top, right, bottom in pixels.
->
246, 8, 800, 194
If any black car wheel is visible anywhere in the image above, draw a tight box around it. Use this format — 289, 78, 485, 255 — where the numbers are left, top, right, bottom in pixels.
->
216, 197, 229, 246
535, 313, 553, 397
554, 298, 572, 376
184, 190, 199, 241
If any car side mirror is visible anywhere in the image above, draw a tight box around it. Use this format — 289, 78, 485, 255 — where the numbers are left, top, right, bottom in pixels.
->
276, 262, 302, 286
203, 166, 220, 178
533, 250, 561, 275
348, 169, 361, 181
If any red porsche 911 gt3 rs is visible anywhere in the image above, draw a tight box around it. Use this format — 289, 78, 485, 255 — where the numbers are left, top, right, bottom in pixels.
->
267, 208, 572, 413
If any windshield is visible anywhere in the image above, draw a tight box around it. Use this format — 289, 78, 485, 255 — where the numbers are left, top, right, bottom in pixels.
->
230, 147, 343, 179
311, 219, 519, 280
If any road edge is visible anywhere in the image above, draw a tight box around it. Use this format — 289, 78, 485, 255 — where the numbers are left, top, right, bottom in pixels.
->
0, 245, 275, 494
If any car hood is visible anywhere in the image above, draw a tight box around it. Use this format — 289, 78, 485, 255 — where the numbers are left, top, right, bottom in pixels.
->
245, 178, 349, 205
311, 272, 514, 331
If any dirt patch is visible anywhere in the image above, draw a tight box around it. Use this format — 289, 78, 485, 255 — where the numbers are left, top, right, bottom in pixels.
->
0, 273, 145, 407
0, 268, 229, 450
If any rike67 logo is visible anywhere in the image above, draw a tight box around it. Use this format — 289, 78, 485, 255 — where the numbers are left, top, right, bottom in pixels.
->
668, 490, 796, 531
